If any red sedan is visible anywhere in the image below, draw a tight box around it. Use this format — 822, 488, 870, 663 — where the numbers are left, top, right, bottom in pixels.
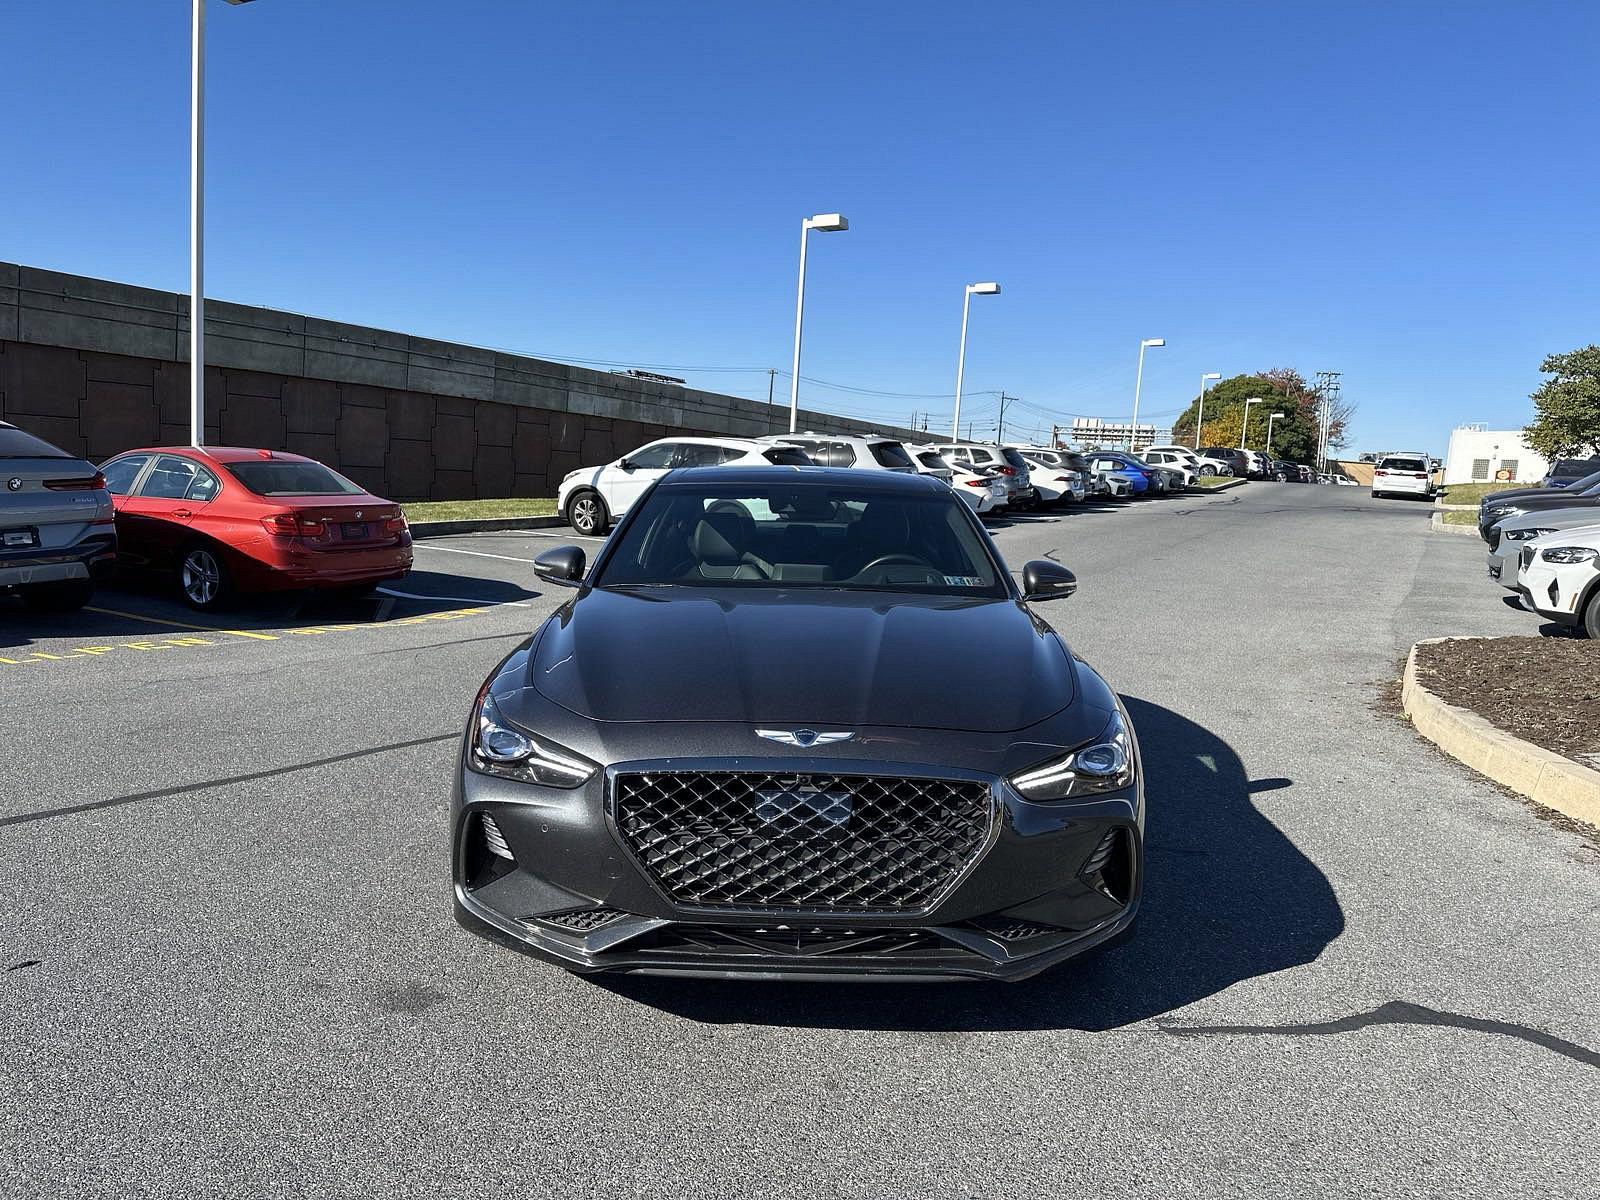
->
98, 446, 412, 610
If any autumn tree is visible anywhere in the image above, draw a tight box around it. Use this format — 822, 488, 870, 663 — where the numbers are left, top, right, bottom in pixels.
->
1169, 369, 1353, 462
1523, 346, 1600, 459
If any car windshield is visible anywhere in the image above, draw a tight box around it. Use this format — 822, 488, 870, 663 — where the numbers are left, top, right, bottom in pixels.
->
1001, 449, 1031, 471
596, 481, 1007, 596
224, 460, 364, 495
1559, 468, 1600, 489
869, 441, 915, 469
1381, 458, 1427, 472
0, 426, 72, 459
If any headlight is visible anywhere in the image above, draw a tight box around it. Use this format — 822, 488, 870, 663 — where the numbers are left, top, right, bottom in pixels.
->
1486, 505, 1518, 518
1503, 528, 1544, 541
1011, 710, 1135, 801
1541, 546, 1600, 564
469, 689, 596, 788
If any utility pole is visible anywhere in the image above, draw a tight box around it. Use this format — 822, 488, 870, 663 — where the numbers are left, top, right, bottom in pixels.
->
767, 368, 776, 407
1314, 370, 1342, 473
996, 391, 1015, 445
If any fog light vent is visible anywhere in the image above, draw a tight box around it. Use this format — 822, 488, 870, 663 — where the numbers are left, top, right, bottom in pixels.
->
1083, 829, 1119, 878
535, 908, 628, 933
969, 917, 1058, 943
481, 813, 514, 861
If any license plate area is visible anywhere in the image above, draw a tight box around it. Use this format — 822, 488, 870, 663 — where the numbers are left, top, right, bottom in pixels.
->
340, 522, 369, 540
1, 527, 40, 550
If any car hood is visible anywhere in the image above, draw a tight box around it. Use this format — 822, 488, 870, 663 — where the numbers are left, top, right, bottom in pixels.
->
1486, 493, 1600, 518
1498, 506, 1600, 534
530, 586, 1077, 731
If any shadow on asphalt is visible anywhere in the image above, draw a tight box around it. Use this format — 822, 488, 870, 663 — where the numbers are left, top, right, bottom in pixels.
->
0, 567, 540, 650
601, 695, 1345, 1032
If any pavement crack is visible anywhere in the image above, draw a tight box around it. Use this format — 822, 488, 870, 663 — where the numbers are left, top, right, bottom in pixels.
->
1159, 1000, 1600, 1069
6, 959, 42, 972
0, 732, 458, 830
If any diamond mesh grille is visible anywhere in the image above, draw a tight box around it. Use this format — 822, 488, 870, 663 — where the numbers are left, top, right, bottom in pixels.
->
533, 908, 628, 933
612, 771, 994, 912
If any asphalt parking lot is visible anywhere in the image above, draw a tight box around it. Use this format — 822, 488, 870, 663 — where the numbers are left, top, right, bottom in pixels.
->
2, 484, 1596, 1198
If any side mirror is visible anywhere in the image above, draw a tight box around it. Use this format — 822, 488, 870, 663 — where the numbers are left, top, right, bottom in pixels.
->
534, 545, 586, 588
1021, 559, 1076, 602
618, 458, 636, 471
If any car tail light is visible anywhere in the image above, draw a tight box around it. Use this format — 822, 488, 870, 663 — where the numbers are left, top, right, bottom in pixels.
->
261, 513, 327, 538
1412, 472, 1427, 479
45, 472, 106, 491
384, 514, 408, 535
1374, 469, 1389, 476
998, 465, 1016, 476
962, 478, 989, 488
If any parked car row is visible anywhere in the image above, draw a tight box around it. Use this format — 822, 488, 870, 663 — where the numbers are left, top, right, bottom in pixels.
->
1476, 464, 1600, 637
1, 419, 412, 613
556, 433, 1234, 536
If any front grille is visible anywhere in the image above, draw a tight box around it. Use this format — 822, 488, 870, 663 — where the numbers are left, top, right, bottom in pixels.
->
612, 771, 994, 912
1487, 527, 1502, 551
622, 925, 962, 961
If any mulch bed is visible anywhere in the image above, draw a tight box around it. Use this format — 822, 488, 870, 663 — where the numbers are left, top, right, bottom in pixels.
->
1413, 637, 1600, 762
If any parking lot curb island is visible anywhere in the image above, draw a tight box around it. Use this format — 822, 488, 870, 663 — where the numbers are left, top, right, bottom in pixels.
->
410, 516, 566, 539
1429, 512, 1478, 537
1402, 637, 1600, 827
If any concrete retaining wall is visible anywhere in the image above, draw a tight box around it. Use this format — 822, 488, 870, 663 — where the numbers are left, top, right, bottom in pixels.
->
0, 262, 915, 501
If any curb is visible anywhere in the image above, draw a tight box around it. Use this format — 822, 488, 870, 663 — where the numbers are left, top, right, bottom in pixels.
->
1433, 501, 1476, 512
409, 515, 565, 539
1193, 476, 1248, 492
1402, 638, 1600, 827
1430, 512, 1479, 537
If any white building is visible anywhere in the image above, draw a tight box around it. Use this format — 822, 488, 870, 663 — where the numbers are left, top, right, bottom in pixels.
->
1441, 424, 1549, 486
1070, 417, 1169, 452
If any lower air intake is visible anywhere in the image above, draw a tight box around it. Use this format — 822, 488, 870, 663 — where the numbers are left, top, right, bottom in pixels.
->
534, 908, 628, 933
481, 813, 513, 861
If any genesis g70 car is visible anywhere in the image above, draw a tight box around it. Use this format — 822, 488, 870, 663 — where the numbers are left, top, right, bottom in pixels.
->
452, 467, 1142, 981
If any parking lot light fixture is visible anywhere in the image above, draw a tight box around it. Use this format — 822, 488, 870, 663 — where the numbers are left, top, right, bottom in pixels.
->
1130, 338, 1165, 452
787, 213, 850, 433
1239, 397, 1263, 448
1266, 411, 1286, 452
1195, 372, 1221, 449
951, 282, 1002, 443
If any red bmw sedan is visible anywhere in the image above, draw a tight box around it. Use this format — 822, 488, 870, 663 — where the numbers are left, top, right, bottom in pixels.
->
98, 446, 413, 610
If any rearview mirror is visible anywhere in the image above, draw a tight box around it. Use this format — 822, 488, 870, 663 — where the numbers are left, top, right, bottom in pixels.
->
534, 545, 586, 587
1021, 560, 1076, 602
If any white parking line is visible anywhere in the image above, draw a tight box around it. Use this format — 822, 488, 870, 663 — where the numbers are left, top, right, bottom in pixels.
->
376, 586, 535, 609
415, 544, 540, 564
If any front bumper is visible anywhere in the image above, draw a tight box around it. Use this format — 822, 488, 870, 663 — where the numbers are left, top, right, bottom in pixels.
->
453, 749, 1143, 982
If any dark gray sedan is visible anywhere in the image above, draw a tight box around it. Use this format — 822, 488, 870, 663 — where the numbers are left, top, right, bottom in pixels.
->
0, 420, 115, 611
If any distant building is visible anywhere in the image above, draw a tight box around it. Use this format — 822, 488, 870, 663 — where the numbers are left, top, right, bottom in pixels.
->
1441, 424, 1548, 486
1069, 417, 1168, 452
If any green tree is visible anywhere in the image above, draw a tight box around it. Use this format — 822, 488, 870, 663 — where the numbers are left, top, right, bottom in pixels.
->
1169, 368, 1351, 462
1524, 346, 1600, 458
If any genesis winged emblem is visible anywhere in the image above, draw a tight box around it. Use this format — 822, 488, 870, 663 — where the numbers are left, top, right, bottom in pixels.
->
755, 729, 855, 748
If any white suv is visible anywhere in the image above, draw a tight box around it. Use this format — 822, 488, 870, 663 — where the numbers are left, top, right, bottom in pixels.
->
1371, 452, 1433, 500
1515, 523, 1600, 637
754, 433, 918, 473
1146, 445, 1232, 477
558, 437, 812, 535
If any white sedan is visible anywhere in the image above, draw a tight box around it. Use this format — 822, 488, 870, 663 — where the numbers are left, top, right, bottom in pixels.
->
556, 437, 811, 535
1514, 523, 1600, 637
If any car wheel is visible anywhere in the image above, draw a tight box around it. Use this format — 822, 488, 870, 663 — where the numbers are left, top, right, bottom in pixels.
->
19, 579, 94, 613
178, 543, 234, 611
1583, 590, 1600, 640
1198, 464, 1216, 477
567, 490, 609, 537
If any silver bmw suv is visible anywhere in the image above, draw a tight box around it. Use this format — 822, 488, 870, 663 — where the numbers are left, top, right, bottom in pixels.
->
0, 420, 116, 612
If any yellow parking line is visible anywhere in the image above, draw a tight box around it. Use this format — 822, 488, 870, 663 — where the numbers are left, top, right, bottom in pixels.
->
85, 606, 233, 634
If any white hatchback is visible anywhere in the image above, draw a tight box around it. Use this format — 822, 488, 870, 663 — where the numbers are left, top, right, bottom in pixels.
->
1514, 523, 1600, 637
557, 437, 812, 536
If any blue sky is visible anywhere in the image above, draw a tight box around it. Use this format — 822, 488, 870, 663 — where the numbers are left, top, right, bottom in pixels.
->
3, 1, 1597, 455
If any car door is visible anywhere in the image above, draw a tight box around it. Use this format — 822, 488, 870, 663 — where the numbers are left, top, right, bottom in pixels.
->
117, 453, 217, 570
602, 441, 680, 517
99, 452, 155, 566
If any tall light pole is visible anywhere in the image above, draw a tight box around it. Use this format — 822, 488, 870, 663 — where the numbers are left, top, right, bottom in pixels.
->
1194, 371, 1221, 449
787, 213, 849, 433
190, 0, 257, 448
951, 282, 1000, 442
1130, 337, 1165, 452
1239, 397, 1262, 448
1266, 411, 1286, 452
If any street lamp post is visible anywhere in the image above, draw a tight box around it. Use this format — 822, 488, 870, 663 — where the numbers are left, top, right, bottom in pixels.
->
1130, 338, 1165, 452
951, 282, 1001, 442
787, 213, 849, 433
190, 0, 257, 448
1266, 411, 1286, 452
1239, 397, 1262, 448
1194, 371, 1221, 449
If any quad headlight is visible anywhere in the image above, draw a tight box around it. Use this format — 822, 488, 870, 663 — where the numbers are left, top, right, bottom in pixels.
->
1010, 710, 1135, 801
469, 689, 596, 788
1541, 546, 1600, 564
1485, 505, 1519, 518
1503, 527, 1551, 542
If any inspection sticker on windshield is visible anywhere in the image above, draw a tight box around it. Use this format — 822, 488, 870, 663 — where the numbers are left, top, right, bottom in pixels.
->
944, 575, 985, 587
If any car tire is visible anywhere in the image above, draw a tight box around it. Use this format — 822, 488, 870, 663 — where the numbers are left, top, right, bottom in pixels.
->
1583, 590, 1600, 640
1198, 464, 1216, 477
566, 489, 609, 537
178, 542, 234, 611
19, 579, 94, 613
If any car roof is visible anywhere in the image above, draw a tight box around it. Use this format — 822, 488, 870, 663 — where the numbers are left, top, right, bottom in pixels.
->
109, 445, 324, 465
758, 432, 898, 445
649, 435, 757, 448
658, 465, 945, 494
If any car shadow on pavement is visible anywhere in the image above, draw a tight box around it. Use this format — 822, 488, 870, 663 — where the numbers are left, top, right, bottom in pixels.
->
602, 695, 1345, 1032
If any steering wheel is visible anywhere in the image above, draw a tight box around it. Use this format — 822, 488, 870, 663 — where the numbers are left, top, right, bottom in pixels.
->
851, 553, 934, 580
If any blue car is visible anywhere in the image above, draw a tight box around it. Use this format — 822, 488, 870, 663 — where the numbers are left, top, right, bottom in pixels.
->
1085, 451, 1154, 496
